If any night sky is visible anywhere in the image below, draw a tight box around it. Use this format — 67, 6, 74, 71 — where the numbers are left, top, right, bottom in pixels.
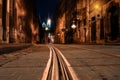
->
35, 0, 60, 23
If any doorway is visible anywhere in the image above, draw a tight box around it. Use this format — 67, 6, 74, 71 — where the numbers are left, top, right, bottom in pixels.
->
107, 3, 119, 40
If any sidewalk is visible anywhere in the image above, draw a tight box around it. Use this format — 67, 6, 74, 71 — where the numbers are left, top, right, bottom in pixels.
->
0, 43, 32, 54
71, 42, 120, 45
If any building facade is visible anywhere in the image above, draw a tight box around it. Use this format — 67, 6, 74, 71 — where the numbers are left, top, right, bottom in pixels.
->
89, 0, 120, 44
0, 0, 40, 44
55, 0, 120, 44
55, 0, 76, 44
55, 0, 66, 44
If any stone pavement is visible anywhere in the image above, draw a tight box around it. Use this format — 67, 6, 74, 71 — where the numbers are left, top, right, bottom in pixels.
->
55, 44, 120, 80
0, 44, 120, 80
0, 45, 49, 80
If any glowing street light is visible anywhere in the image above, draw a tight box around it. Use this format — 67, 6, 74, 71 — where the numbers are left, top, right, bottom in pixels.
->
45, 27, 49, 31
47, 19, 51, 24
47, 18, 51, 28
94, 3, 101, 11
95, 4, 99, 10
71, 24, 76, 29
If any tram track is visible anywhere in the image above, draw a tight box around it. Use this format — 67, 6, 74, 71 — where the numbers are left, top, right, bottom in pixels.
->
48, 45, 120, 80
42, 45, 78, 80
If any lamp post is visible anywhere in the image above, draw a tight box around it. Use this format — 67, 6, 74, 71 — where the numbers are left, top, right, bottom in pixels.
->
71, 20, 76, 29
94, 2, 104, 43
44, 18, 51, 44
71, 22, 76, 43
45, 26, 48, 43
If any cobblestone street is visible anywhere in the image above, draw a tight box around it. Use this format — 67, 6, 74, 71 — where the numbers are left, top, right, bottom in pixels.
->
0, 45, 49, 80
0, 44, 120, 80
55, 44, 120, 80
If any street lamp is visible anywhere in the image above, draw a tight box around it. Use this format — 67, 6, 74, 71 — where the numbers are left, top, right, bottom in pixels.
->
71, 20, 76, 29
71, 21, 77, 43
71, 24, 76, 29
47, 19, 51, 24
45, 27, 49, 31
94, 2, 105, 41
47, 18, 51, 28
95, 4, 100, 10
94, 3, 102, 12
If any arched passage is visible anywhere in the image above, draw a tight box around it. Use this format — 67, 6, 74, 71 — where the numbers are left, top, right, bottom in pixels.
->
107, 2, 119, 41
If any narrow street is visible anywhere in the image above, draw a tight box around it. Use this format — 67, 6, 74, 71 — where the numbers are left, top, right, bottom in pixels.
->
0, 0, 120, 80
0, 44, 120, 80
